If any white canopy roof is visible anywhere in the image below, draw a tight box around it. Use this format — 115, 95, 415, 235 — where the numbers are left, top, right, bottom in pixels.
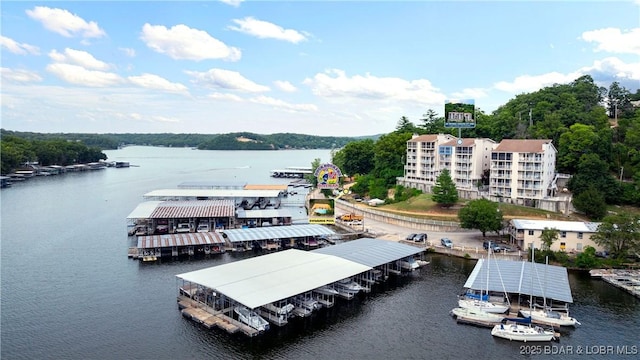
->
176, 249, 371, 309
143, 189, 283, 199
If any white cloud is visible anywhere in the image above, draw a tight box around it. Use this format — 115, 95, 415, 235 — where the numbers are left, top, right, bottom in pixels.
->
49, 48, 110, 70
249, 95, 318, 112
119, 47, 136, 57
1, 67, 42, 83
140, 23, 241, 61
186, 68, 270, 92
579, 56, 640, 80
46, 63, 123, 87
303, 69, 445, 105
273, 80, 297, 92
128, 73, 189, 93
493, 72, 580, 93
26, 6, 105, 38
219, 0, 244, 7
1, 36, 40, 55
208, 92, 244, 102
451, 88, 488, 100
228, 17, 307, 43
580, 27, 640, 55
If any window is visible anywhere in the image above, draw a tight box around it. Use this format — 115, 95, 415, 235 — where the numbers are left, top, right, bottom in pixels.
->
560, 242, 566, 250
576, 243, 583, 251
528, 230, 534, 236
560, 231, 567, 238
577, 232, 583, 239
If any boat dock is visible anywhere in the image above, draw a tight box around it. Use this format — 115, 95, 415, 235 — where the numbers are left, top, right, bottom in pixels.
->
590, 269, 640, 299
175, 238, 428, 337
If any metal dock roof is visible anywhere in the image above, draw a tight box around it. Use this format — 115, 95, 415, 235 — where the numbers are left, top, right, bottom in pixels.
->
176, 249, 371, 309
137, 232, 225, 249
222, 224, 335, 243
463, 259, 573, 303
312, 238, 423, 267
149, 200, 235, 218
126, 201, 163, 219
235, 208, 294, 219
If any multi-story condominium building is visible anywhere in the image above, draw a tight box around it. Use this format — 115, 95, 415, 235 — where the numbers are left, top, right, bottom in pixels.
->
489, 139, 557, 206
507, 219, 602, 253
397, 134, 494, 197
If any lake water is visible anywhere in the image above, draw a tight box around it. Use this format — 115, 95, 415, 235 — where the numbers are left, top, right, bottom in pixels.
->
1, 146, 639, 360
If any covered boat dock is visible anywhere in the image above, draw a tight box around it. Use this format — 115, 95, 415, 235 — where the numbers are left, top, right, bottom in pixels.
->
133, 232, 226, 261
222, 224, 336, 251
462, 259, 573, 311
175, 238, 427, 336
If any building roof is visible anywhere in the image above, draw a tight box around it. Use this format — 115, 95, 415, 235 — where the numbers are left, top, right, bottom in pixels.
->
148, 200, 236, 218
222, 224, 335, 243
137, 232, 225, 249
176, 249, 372, 309
312, 238, 423, 267
143, 189, 283, 199
493, 139, 552, 153
126, 201, 164, 219
510, 219, 600, 233
235, 208, 293, 219
243, 184, 289, 190
408, 134, 439, 142
440, 138, 476, 147
463, 258, 573, 303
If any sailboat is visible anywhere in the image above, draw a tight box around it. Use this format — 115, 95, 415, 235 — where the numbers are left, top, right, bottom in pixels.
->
459, 243, 510, 314
491, 316, 556, 342
519, 256, 581, 327
450, 306, 505, 325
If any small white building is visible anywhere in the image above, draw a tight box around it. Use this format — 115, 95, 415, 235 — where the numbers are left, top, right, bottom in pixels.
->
508, 218, 603, 253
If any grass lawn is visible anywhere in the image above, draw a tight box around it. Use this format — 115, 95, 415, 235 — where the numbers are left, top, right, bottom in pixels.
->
373, 194, 581, 222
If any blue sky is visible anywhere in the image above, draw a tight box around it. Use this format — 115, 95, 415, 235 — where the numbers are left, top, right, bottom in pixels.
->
1, 1, 639, 137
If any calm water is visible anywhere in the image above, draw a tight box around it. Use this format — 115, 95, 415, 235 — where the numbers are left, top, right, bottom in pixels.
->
1, 147, 638, 360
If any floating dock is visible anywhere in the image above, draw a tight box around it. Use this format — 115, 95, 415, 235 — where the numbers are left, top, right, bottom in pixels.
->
590, 269, 640, 299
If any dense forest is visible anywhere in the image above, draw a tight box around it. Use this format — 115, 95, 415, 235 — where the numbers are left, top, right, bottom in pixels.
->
331, 76, 640, 218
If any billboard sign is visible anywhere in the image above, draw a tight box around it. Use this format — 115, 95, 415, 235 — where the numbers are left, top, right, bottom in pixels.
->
308, 199, 335, 224
314, 163, 342, 189
444, 99, 476, 128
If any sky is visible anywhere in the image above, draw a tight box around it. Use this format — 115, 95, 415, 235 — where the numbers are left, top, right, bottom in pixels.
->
1, 1, 639, 137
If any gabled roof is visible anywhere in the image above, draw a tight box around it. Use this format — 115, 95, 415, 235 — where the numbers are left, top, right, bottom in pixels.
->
137, 232, 225, 248
493, 139, 552, 153
441, 138, 476, 147
222, 224, 335, 243
463, 259, 573, 303
176, 249, 371, 309
313, 238, 423, 267
510, 219, 600, 233
408, 134, 439, 142
150, 200, 235, 218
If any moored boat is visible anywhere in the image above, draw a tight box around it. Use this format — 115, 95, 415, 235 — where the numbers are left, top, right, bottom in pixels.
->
519, 308, 581, 327
234, 306, 269, 332
491, 317, 556, 342
450, 307, 505, 325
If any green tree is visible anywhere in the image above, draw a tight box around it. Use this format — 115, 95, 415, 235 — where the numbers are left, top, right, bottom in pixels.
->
575, 246, 599, 269
395, 116, 418, 133
568, 153, 621, 204
372, 131, 412, 187
591, 213, 640, 259
571, 186, 607, 220
418, 109, 446, 134
306, 158, 322, 187
334, 139, 375, 176
457, 199, 503, 237
432, 169, 458, 207
557, 123, 599, 173
539, 227, 559, 252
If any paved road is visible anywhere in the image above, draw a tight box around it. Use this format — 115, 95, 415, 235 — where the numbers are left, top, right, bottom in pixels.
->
335, 208, 508, 252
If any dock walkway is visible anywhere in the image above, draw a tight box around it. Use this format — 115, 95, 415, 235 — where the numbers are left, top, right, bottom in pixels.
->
177, 297, 259, 337
590, 269, 640, 299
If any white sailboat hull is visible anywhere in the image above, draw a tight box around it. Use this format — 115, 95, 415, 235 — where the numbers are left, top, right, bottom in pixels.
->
519, 309, 581, 327
491, 323, 555, 342
458, 299, 509, 314
450, 307, 505, 324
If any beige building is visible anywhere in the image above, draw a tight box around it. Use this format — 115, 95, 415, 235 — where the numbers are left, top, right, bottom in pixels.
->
489, 139, 557, 207
508, 219, 603, 253
397, 134, 494, 198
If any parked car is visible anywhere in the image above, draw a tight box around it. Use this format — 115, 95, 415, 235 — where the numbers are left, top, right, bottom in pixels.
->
175, 223, 191, 233
414, 233, 427, 242
441, 238, 453, 248
406, 233, 417, 241
483, 241, 501, 253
